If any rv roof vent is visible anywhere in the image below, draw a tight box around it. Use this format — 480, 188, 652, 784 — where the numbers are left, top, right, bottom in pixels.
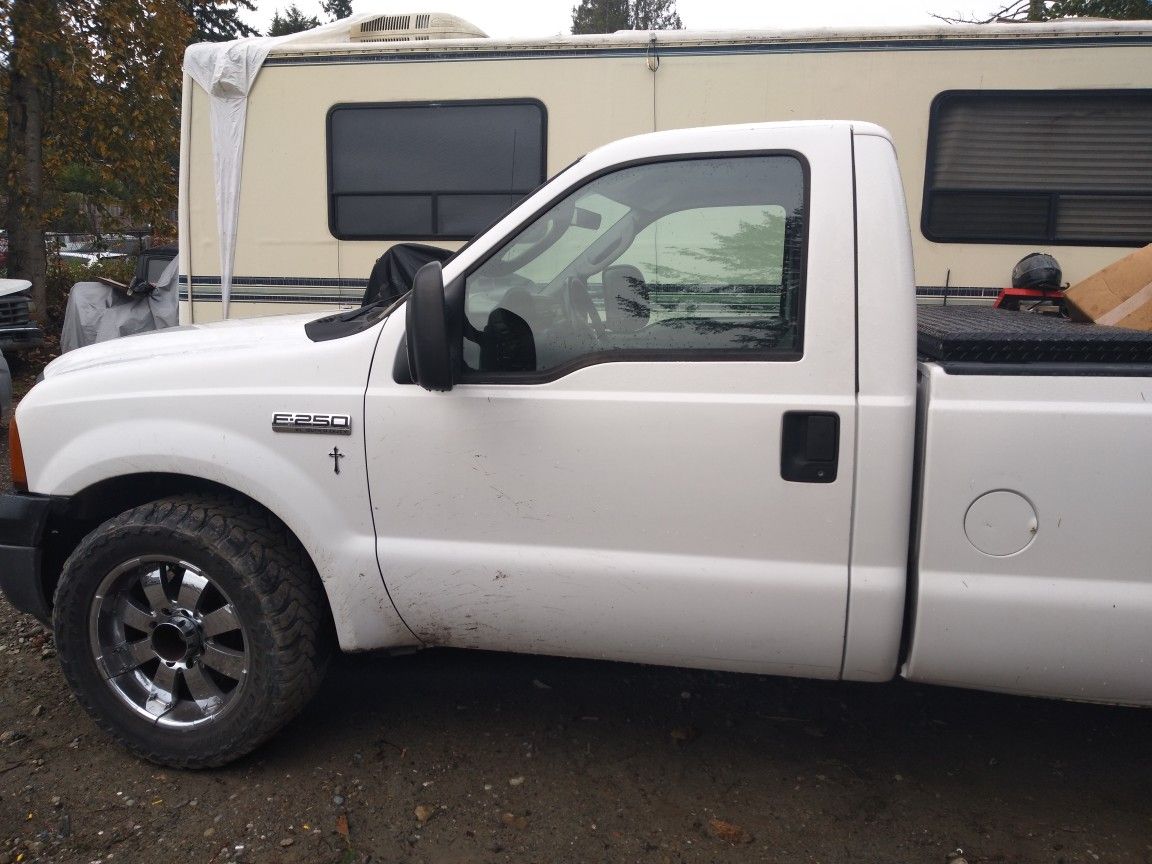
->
350, 12, 487, 42
359, 14, 410, 32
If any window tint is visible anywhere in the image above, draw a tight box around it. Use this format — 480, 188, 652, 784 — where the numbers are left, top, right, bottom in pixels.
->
328, 101, 546, 240
923, 90, 1152, 246
463, 155, 806, 378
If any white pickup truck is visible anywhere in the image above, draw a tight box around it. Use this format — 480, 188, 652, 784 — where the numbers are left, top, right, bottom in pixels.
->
3, 122, 1151, 768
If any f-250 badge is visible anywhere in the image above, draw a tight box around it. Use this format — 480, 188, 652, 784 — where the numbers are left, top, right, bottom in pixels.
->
271, 412, 352, 435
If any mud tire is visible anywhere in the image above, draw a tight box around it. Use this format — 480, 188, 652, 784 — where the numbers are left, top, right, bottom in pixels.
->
53, 495, 332, 768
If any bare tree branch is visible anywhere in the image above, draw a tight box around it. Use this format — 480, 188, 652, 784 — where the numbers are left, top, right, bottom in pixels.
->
931, 0, 1039, 23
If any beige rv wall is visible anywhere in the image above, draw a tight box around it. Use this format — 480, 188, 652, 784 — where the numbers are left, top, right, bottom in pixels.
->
186, 55, 653, 320
183, 42, 1152, 321
655, 45, 1152, 291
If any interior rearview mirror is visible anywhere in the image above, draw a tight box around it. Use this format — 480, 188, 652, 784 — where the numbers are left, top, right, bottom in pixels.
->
573, 206, 602, 231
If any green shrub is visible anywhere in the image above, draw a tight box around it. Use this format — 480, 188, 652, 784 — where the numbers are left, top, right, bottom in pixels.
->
44, 255, 136, 327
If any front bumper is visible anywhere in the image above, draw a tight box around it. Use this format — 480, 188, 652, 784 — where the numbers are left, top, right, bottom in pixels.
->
0, 494, 58, 625
0, 324, 45, 353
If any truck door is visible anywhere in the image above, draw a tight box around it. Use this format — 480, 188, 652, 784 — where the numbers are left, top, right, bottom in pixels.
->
366, 130, 859, 677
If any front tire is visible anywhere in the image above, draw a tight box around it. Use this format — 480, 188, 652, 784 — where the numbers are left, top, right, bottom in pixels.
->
53, 495, 332, 768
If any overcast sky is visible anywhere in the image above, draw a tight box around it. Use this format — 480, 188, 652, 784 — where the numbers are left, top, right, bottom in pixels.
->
250, 0, 983, 37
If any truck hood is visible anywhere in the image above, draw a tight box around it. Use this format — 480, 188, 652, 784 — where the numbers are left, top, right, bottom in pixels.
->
43, 313, 325, 379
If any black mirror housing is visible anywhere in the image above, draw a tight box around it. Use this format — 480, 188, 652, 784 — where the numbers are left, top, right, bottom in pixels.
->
405, 261, 457, 392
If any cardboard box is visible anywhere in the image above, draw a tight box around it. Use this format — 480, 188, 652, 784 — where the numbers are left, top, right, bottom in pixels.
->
1065, 244, 1152, 331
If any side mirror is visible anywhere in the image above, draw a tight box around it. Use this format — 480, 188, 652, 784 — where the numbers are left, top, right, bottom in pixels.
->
405, 262, 458, 392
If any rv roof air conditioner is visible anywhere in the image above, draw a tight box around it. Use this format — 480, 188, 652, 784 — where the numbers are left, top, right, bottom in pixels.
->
350, 12, 487, 43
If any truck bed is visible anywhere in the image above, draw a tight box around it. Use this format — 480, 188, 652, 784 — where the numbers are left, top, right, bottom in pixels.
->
916, 306, 1152, 370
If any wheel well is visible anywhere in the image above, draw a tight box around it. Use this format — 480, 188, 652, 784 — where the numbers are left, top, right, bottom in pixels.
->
41, 474, 334, 633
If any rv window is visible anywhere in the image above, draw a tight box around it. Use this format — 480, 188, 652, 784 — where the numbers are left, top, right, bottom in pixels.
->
328, 100, 546, 240
922, 90, 1152, 247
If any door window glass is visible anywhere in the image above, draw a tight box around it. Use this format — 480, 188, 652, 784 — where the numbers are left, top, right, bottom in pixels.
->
463, 155, 806, 377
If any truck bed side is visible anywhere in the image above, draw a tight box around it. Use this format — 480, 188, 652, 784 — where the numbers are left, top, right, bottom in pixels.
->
905, 363, 1152, 705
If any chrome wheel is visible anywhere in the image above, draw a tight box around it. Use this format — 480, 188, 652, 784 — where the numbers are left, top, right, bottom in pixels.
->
57, 496, 332, 766
88, 556, 249, 729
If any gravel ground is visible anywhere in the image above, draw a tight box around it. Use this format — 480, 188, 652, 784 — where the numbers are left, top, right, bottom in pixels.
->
1, 349, 1150, 864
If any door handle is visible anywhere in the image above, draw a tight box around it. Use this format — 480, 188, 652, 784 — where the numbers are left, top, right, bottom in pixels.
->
781, 411, 840, 483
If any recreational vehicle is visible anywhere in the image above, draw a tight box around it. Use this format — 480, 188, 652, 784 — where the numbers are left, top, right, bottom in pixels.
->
179, 14, 1152, 320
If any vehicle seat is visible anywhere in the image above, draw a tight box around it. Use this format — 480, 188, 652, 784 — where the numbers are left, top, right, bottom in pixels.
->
480, 286, 537, 372
603, 265, 650, 333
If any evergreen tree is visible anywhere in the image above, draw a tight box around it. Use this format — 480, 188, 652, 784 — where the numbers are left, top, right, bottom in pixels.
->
269, 4, 322, 36
935, 0, 1151, 22
321, 0, 354, 21
1051, 0, 1151, 17
571, 0, 683, 35
572, 0, 629, 34
630, 0, 684, 29
185, 0, 259, 42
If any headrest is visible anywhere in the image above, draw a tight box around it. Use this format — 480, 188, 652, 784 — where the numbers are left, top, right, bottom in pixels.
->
603, 265, 649, 333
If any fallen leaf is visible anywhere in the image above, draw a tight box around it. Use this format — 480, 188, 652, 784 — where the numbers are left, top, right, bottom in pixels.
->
335, 812, 349, 840
500, 812, 528, 830
414, 804, 435, 823
670, 725, 700, 743
708, 818, 752, 845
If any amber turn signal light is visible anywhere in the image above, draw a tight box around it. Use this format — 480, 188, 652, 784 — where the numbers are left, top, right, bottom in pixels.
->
9, 416, 27, 492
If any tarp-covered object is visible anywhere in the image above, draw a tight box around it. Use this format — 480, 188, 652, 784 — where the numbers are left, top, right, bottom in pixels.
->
362, 243, 455, 307
60, 257, 180, 353
0, 351, 11, 424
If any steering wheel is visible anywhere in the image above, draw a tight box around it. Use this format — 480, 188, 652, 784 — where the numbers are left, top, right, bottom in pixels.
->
485, 200, 576, 277
560, 276, 606, 344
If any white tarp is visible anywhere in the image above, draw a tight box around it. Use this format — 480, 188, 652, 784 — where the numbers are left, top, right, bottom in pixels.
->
183, 38, 274, 319
181, 17, 370, 318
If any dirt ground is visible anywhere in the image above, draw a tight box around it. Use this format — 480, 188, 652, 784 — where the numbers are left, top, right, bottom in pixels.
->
1, 349, 1150, 864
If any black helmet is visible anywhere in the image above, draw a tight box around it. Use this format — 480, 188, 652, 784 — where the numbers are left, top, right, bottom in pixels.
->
1011, 253, 1062, 290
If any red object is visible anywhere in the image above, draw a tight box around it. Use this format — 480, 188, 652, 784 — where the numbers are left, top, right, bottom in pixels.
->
993, 286, 1065, 311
